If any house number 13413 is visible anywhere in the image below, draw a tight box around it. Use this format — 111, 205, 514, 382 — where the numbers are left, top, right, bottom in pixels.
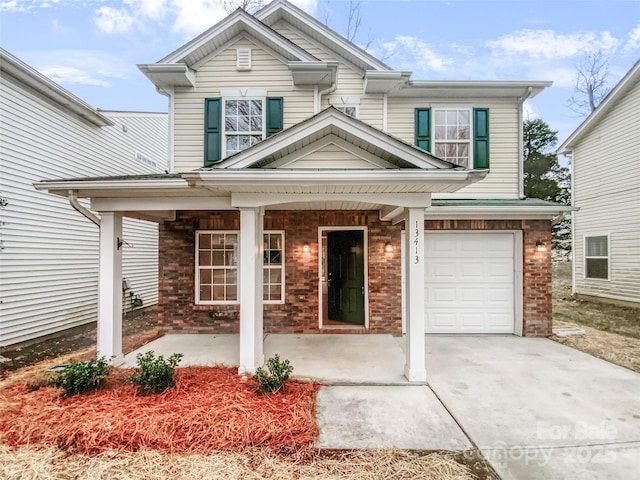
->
413, 220, 420, 264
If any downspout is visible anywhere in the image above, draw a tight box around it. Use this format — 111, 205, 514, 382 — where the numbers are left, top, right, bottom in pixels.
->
156, 86, 174, 173
68, 190, 100, 226
316, 82, 337, 114
518, 87, 532, 199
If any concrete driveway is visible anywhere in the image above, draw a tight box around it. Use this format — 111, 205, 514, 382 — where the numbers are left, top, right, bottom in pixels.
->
426, 336, 640, 480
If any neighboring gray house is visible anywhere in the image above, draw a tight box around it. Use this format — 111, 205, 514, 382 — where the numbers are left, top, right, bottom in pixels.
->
0, 49, 168, 347
558, 58, 640, 307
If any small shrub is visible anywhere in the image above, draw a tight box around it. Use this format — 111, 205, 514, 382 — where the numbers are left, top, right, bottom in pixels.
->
49, 357, 110, 396
129, 351, 183, 395
254, 354, 293, 394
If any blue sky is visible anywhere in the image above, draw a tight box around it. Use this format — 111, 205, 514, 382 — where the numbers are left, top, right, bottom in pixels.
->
1, 0, 639, 144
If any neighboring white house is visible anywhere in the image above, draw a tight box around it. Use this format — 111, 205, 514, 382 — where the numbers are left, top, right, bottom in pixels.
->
0, 49, 168, 347
558, 59, 640, 307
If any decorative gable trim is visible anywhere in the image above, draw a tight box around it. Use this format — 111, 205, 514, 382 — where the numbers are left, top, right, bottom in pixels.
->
236, 48, 252, 70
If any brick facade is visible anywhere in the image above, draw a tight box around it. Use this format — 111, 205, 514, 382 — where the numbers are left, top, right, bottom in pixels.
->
158, 212, 552, 337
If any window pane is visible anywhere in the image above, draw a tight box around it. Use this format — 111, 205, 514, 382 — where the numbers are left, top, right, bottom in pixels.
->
263, 269, 270, 283
225, 100, 237, 116
200, 269, 212, 284
586, 258, 608, 279
199, 250, 212, 265
269, 235, 281, 249
226, 285, 237, 301
237, 115, 249, 132
459, 110, 470, 123
226, 269, 237, 285
434, 144, 446, 157
586, 236, 608, 256
263, 285, 270, 300
212, 250, 224, 265
269, 284, 281, 299
199, 234, 211, 248
212, 269, 225, 284
238, 101, 250, 116
250, 116, 262, 131
270, 269, 282, 283
226, 233, 237, 244
225, 116, 237, 132
446, 126, 457, 139
435, 126, 446, 139
213, 285, 225, 300
200, 285, 211, 301
458, 126, 470, 139
250, 100, 262, 115
434, 110, 446, 123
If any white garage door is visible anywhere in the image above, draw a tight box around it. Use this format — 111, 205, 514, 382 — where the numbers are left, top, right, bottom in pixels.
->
424, 232, 515, 334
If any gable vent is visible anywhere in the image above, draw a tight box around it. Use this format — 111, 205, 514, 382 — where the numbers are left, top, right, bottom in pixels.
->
236, 48, 252, 71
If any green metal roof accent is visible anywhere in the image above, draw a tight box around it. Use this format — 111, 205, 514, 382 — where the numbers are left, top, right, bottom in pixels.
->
431, 199, 567, 207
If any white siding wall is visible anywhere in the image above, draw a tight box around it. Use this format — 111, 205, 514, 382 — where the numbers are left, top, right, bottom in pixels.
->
0, 75, 168, 346
386, 98, 520, 199
572, 79, 640, 303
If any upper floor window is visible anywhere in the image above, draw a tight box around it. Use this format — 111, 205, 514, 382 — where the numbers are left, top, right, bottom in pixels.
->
204, 96, 283, 167
433, 109, 471, 167
335, 106, 357, 118
224, 99, 263, 157
414, 107, 489, 169
585, 235, 609, 279
330, 96, 360, 119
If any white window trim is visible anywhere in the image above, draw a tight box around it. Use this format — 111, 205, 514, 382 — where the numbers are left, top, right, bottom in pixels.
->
221, 96, 266, 159
330, 96, 360, 119
264, 230, 285, 305
432, 107, 473, 167
195, 230, 239, 305
583, 233, 610, 280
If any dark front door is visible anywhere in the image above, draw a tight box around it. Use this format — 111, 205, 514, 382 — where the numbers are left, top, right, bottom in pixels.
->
327, 230, 365, 325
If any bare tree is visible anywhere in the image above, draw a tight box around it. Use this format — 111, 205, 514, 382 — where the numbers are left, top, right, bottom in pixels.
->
346, 1, 362, 42
220, 0, 265, 14
567, 50, 612, 117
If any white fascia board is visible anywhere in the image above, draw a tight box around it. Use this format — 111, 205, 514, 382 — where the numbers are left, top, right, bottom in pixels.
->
92, 196, 233, 211
159, 11, 316, 66
34, 178, 190, 197
230, 192, 432, 208
424, 205, 576, 220
0, 48, 113, 127
216, 110, 453, 169
183, 169, 485, 186
393, 81, 553, 99
288, 61, 338, 87
558, 59, 640, 154
364, 70, 412, 94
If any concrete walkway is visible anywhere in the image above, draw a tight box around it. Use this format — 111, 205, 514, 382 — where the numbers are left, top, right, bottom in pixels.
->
124, 333, 640, 478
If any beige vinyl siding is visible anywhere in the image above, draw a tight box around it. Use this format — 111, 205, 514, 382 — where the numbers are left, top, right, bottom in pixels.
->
273, 22, 384, 129
173, 38, 314, 171
0, 75, 167, 347
386, 98, 520, 199
284, 143, 378, 169
572, 79, 640, 303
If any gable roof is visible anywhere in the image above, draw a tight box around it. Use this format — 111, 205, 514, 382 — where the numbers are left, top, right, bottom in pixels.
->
255, 0, 391, 72
558, 58, 640, 154
0, 48, 113, 127
211, 107, 456, 170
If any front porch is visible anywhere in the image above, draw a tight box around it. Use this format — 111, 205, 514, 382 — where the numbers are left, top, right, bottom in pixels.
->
122, 333, 411, 385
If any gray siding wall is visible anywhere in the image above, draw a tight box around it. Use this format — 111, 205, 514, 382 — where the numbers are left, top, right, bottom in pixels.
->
0, 76, 168, 347
572, 79, 640, 303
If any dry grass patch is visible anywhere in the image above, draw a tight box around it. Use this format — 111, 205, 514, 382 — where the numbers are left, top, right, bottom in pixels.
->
0, 445, 484, 480
0, 366, 319, 455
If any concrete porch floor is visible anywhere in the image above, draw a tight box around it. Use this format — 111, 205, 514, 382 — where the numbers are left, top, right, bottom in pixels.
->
122, 333, 410, 385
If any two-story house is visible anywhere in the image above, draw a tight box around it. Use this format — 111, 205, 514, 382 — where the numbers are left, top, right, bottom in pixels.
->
558, 59, 640, 307
0, 49, 168, 348
36, 0, 567, 381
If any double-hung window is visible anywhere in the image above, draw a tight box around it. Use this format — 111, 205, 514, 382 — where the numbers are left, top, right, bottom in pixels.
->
433, 109, 471, 167
585, 235, 609, 279
196, 232, 238, 304
414, 107, 489, 169
196, 231, 285, 304
224, 99, 264, 157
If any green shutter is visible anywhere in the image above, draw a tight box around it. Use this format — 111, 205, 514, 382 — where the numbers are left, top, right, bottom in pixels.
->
414, 108, 431, 152
473, 108, 490, 169
266, 97, 284, 137
204, 98, 221, 166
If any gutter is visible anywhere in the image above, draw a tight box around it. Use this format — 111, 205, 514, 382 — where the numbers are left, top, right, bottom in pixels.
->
68, 190, 100, 226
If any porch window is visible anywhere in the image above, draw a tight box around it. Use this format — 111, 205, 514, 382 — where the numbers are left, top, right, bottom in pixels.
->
263, 231, 285, 303
196, 231, 238, 304
195, 231, 285, 304
585, 235, 609, 279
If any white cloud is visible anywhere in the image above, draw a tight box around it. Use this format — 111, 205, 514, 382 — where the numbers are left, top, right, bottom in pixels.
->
523, 100, 539, 120
125, 0, 167, 20
486, 29, 619, 59
39, 65, 110, 87
0, 1, 30, 13
623, 23, 640, 55
169, 0, 227, 37
24, 50, 132, 88
94, 6, 134, 34
383, 35, 453, 73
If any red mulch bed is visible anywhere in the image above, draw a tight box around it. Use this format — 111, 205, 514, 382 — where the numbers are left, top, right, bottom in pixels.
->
0, 367, 319, 455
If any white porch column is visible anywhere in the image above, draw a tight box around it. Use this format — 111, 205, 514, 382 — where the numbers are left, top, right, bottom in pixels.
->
238, 207, 265, 374
98, 211, 124, 365
404, 207, 427, 382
